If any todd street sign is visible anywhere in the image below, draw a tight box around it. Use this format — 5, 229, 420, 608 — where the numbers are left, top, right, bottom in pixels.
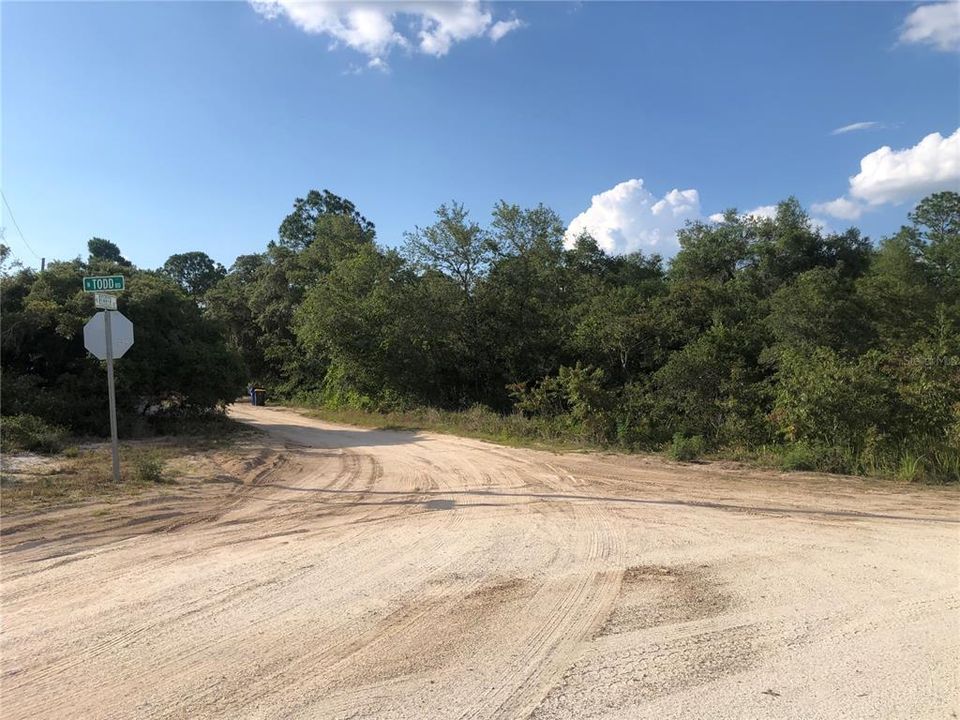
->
83, 275, 125, 292
83, 311, 135, 360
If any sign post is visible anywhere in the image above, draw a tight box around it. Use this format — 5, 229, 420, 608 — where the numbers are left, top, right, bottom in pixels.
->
82, 276, 131, 483
104, 311, 120, 483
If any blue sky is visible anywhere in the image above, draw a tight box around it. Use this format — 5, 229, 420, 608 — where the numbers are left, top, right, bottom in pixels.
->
3, 1, 958, 269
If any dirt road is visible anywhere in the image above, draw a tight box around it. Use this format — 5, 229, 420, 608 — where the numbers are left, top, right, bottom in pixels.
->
2, 405, 958, 719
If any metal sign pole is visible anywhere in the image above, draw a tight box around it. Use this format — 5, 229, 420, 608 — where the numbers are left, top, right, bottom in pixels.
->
104, 311, 121, 483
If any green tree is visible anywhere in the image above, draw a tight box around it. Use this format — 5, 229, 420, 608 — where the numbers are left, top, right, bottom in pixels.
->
856, 230, 937, 349
1, 260, 244, 434
278, 189, 375, 251
766, 266, 872, 354
162, 251, 226, 298
405, 203, 493, 295
87, 237, 130, 266
671, 215, 755, 284
911, 191, 960, 297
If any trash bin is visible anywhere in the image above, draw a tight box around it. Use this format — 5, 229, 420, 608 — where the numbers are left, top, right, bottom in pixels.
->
253, 388, 266, 406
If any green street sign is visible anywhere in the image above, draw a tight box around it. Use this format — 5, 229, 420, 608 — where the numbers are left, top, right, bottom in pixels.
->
83, 276, 125, 292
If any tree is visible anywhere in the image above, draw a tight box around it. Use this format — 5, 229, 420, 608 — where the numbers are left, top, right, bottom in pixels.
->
911, 191, 960, 297
162, 251, 226, 299
404, 203, 494, 295
573, 286, 653, 379
87, 237, 129, 265
671, 215, 755, 284
0, 243, 22, 277
766, 267, 871, 354
1, 260, 244, 434
278, 189, 375, 251
911, 191, 960, 247
856, 230, 937, 349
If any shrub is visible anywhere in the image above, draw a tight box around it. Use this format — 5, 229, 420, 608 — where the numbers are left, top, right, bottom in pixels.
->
930, 448, 960, 483
133, 452, 166, 483
668, 433, 707, 462
896, 451, 924, 483
780, 443, 818, 471
0, 414, 67, 454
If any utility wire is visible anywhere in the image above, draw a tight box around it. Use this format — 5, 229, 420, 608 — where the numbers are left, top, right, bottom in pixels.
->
0, 189, 42, 261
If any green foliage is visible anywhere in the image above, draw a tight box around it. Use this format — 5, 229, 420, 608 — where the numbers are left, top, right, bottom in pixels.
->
87, 237, 130, 265
667, 433, 707, 462
133, 451, 167, 483
284, 189, 960, 481
779, 443, 818, 472
896, 451, 924, 483
1, 244, 245, 436
910, 191, 960, 298
11, 189, 958, 485
278, 189, 375, 251
0, 414, 68, 454
509, 363, 615, 443
770, 347, 895, 450
766, 267, 871, 353
161, 252, 226, 298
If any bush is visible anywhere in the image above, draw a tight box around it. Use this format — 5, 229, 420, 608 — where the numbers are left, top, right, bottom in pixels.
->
896, 451, 924, 483
668, 433, 707, 462
930, 448, 960, 483
133, 452, 166, 483
780, 442, 818, 471
0, 414, 68, 454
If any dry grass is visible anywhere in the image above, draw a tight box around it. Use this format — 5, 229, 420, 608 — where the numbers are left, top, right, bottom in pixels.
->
1, 422, 257, 514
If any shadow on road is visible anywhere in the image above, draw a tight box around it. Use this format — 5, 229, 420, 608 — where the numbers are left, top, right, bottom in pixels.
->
239, 422, 421, 449
254, 483, 960, 525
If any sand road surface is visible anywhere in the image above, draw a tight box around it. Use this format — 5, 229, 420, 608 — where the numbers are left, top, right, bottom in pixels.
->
2, 405, 958, 719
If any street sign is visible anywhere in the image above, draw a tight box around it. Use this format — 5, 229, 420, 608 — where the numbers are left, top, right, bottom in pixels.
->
94, 293, 117, 311
83, 275, 125, 292
84, 311, 134, 360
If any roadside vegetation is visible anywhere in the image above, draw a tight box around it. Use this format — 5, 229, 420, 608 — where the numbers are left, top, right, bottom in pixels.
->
0, 417, 251, 512
2, 191, 958, 484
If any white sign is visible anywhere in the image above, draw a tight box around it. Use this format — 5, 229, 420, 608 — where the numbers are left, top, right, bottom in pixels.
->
84, 311, 134, 360
94, 293, 117, 311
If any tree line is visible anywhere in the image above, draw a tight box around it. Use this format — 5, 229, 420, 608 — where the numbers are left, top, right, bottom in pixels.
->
2, 190, 958, 480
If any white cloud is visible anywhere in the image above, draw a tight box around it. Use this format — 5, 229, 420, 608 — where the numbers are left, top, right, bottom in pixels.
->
899, 1, 960, 52
250, 1, 523, 66
744, 205, 777, 221
489, 17, 524, 42
811, 197, 866, 220
831, 121, 881, 136
814, 128, 960, 219
416, 2, 492, 56
565, 179, 700, 255
706, 205, 777, 223
848, 129, 960, 205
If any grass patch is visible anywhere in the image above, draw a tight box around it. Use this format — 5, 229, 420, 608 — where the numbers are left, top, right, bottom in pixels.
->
2, 445, 169, 512
1, 418, 254, 513
133, 451, 169, 484
1, 415, 68, 454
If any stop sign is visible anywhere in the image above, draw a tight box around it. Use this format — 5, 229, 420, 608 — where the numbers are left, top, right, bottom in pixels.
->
83, 311, 135, 360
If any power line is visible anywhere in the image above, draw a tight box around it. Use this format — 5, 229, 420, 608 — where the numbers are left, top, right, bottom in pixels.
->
0, 189, 42, 261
